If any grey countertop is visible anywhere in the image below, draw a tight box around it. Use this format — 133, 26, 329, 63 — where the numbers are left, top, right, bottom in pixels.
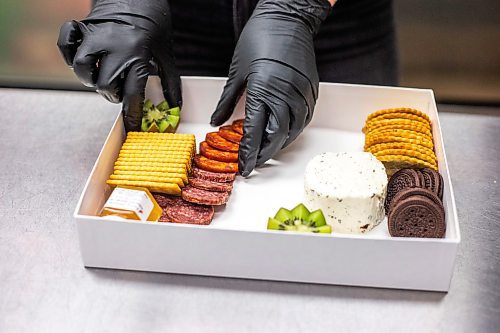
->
0, 89, 499, 333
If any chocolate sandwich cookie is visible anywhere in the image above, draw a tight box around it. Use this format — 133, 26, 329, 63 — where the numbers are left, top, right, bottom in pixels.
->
420, 168, 444, 201
437, 172, 444, 200
389, 187, 442, 212
417, 170, 426, 188
385, 168, 422, 212
388, 195, 446, 238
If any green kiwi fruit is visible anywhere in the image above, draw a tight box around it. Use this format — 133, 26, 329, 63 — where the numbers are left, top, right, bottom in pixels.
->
291, 203, 310, 222
267, 218, 294, 231
267, 203, 331, 234
273, 207, 294, 222
141, 99, 181, 133
156, 100, 170, 111
143, 99, 154, 110
169, 107, 181, 116
167, 114, 180, 129
307, 209, 327, 227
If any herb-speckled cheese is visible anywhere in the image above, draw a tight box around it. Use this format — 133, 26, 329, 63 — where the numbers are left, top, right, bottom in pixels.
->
304, 152, 387, 234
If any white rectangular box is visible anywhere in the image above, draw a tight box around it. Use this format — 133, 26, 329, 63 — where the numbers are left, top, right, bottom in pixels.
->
74, 77, 460, 292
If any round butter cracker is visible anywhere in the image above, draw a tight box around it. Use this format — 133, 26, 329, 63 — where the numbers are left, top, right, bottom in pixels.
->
373, 149, 437, 167
366, 128, 434, 143
365, 124, 433, 137
365, 135, 434, 150
367, 107, 431, 123
376, 154, 438, 171
365, 142, 436, 157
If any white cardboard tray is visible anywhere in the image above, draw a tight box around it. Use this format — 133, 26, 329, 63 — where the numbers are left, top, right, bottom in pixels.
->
74, 77, 460, 291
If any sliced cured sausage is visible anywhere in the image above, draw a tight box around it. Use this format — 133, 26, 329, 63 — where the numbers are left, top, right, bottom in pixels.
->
165, 200, 214, 225
231, 119, 244, 135
200, 141, 238, 163
192, 167, 236, 183
182, 185, 229, 206
218, 125, 243, 143
153, 193, 179, 208
206, 132, 239, 152
194, 154, 238, 174
189, 177, 233, 192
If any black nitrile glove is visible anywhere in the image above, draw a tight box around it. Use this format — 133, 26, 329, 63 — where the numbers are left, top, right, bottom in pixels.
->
211, 0, 331, 177
57, 0, 181, 132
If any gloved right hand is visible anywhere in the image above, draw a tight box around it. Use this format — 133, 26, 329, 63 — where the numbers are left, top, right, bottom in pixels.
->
57, 0, 181, 132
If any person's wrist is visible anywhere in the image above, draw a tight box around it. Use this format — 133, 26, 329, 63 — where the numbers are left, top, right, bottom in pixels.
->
88, 0, 169, 25
253, 0, 331, 35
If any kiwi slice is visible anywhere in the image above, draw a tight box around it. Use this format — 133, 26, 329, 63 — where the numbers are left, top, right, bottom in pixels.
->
307, 209, 327, 227
143, 99, 154, 110
142, 107, 167, 132
311, 225, 332, 233
156, 100, 170, 112
168, 106, 181, 116
157, 119, 172, 133
141, 99, 181, 133
274, 207, 294, 222
267, 204, 331, 234
167, 114, 180, 130
291, 203, 310, 222
267, 218, 294, 231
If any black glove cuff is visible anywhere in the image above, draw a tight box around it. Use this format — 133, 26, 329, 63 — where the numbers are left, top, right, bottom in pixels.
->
86, 0, 169, 30
253, 0, 331, 35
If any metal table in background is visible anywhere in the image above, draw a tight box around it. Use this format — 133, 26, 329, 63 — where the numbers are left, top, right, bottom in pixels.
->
0, 89, 498, 333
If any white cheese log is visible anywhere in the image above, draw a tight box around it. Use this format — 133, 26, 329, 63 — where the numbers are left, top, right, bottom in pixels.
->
304, 152, 387, 234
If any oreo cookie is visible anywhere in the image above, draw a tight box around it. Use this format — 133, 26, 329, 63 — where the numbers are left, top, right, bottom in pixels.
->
389, 187, 441, 212
420, 168, 443, 201
437, 172, 444, 200
385, 169, 421, 212
384, 168, 447, 238
388, 195, 446, 238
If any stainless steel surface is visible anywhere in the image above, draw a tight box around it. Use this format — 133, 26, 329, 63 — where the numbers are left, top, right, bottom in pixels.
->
0, 89, 499, 333
395, 0, 500, 103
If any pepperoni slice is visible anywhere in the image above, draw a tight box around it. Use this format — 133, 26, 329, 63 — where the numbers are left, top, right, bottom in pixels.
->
231, 119, 244, 135
206, 132, 239, 152
200, 141, 238, 163
194, 154, 238, 173
219, 125, 243, 143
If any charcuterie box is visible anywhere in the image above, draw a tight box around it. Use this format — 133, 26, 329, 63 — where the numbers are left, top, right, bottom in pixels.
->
74, 77, 460, 292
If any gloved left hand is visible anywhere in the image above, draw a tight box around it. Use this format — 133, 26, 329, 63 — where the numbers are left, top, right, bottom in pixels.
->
57, 0, 181, 132
211, 0, 331, 176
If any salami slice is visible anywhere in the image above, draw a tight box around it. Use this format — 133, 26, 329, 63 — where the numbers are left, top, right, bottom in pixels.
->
153, 194, 180, 222
192, 167, 236, 183
200, 141, 238, 163
231, 119, 244, 135
219, 125, 243, 143
206, 132, 239, 152
165, 200, 214, 225
159, 210, 171, 222
189, 177, 233, 192
194, 154, 238, 173
153, 193, 179, 208
182, 185, 229, 206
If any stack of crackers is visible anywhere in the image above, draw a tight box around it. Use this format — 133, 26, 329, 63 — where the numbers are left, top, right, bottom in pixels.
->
106, 132, 196, 195
363, 108, 438, 175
